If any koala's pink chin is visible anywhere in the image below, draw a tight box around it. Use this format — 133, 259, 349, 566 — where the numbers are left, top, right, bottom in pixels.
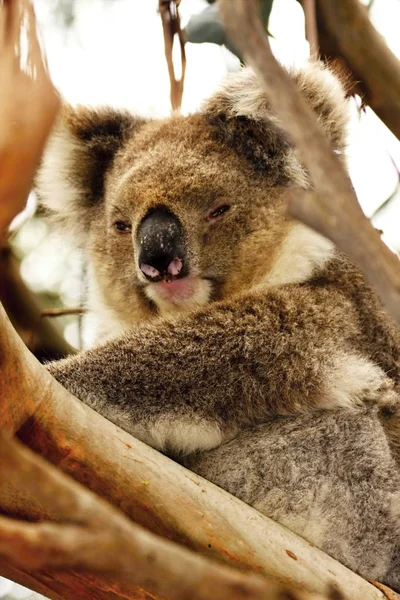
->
152, 276, 200, 303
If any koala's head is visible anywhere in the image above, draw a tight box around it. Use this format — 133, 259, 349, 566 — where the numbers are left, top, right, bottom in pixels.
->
36, 62, 349, 340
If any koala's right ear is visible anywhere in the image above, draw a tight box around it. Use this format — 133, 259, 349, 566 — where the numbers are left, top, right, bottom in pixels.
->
35, 105, 142, 239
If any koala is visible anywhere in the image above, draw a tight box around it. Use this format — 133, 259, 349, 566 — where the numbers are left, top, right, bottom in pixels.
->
36, 62, 400, 589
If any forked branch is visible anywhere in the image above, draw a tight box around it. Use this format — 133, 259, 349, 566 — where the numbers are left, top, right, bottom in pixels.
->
0, 432, 292, 600
0, 300, 386, 599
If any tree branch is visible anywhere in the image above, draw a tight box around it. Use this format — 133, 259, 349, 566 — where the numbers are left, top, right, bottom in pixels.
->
0, 0, 60, 238
218, 0, 400, 327
300, 0, 319, 57
41, 307, 86, 318
315, 0, 400, 141
0, 244, 75, 361
1, 432, 295, 600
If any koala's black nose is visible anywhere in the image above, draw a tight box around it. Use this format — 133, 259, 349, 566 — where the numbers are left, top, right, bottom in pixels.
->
138, 206, 186, 282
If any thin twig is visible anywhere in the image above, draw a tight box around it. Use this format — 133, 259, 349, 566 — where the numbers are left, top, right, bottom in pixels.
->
41, 307, 87, 318
301, 0, 319, 58
159, 0, 186, 112
371, 184, 400, 221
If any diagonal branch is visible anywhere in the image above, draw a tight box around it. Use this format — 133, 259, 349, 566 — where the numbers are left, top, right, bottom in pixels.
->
0, 432, 302, 600
218, 0, 400, 328
2, 434, 274, 600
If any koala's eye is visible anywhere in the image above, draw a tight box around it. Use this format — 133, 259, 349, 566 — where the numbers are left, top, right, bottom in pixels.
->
114, 221, 132, 234
209, 204, 230, 220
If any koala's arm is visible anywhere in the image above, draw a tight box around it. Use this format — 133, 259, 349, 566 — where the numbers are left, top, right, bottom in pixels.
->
47, 284, 390, 455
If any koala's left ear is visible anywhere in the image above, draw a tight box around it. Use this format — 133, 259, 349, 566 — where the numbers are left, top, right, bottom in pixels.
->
202, 61, 350, 177
35, 105, 143, 239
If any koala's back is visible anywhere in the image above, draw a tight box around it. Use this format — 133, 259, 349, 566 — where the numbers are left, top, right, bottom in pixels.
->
185, 408, 400, 591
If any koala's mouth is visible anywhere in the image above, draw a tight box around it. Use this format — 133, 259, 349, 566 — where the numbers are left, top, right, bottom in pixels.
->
144, 275, 212, 311
157, 277, 198, 299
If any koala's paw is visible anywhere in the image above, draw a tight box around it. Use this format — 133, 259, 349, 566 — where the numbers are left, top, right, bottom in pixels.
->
323, 353, 396, 409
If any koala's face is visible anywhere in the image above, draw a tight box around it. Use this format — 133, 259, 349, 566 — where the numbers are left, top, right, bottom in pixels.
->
37, 65, 348, 332
93, 114, 291, 321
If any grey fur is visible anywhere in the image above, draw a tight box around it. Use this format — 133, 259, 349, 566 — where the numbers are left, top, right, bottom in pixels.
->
185, 409, 400, 589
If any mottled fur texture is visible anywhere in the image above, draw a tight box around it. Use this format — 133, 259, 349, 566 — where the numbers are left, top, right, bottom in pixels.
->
36, 62, 400, 589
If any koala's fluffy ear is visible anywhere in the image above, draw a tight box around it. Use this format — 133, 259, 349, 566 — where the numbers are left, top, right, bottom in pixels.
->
35, 105, 141, 239
203, 62, 350, 179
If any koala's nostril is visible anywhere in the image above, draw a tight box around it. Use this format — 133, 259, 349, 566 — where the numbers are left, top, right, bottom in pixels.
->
168, 258, 182, 277
140, 263, 161, 280
140, 257, 183, 282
